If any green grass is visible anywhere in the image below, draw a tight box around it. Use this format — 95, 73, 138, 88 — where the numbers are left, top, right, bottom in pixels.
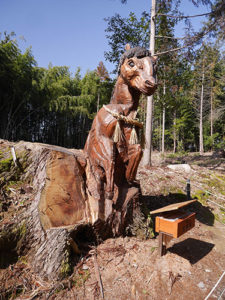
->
0, 156, 13, 172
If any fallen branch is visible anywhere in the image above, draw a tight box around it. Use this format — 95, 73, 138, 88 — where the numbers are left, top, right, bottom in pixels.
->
93, 249, 104, 299
205, 270, 225, 300
169, 272, 182, 295
11, 146, 17, 167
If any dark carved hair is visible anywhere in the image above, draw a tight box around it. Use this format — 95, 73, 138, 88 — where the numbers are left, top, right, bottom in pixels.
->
118, 46, 151, 74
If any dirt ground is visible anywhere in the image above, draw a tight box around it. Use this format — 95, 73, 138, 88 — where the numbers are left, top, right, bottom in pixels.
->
1, 146, 225, 299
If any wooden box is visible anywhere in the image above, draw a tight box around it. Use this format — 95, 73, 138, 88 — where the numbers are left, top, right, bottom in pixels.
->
155, 211, 195, 238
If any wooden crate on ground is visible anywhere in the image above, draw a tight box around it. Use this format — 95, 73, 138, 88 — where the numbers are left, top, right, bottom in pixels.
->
150, 199, 197, 256
155, 211, 196, 238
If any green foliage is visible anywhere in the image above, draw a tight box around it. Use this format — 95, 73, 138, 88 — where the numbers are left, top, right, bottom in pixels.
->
126, 211, 155, 239
0, 157, 13, 172
60, 249, 72, 278
192, 190, 208, 205
0, 32, 36, 141
0, 32, 113, 148
104, 12, 150, 72
104, 3, 224, 154
1, 4, 224, 152
13, 221, 27, 238
192, 43, 225, 151
72, 270, 90, 287
177, 140, 184, 153
218, 208, 225, 224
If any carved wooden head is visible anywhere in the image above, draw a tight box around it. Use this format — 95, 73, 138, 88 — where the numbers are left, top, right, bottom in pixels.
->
118, 45, 157, 96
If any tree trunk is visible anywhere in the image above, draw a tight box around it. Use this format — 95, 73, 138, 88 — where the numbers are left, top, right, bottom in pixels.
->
173, 110, 177, 153
199, 64, 205, 155
210, 86, 214, 151
0, 141, 141, 280
97, 91, 100, 112
159, 114, 162, 152
161, 80, 166, 155
162, 105, 165, 155
143, 97, 154, 166
143, 0, 156, 166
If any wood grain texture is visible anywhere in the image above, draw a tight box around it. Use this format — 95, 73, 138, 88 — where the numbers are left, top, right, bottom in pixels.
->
150, 199, 197, 214
38, 150, 87, 229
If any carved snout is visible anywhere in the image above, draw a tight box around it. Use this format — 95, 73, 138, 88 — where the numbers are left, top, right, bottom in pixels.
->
145, 78, 157, 88
142, 76, 157, 95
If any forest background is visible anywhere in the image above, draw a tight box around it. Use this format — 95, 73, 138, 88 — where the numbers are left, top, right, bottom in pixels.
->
0, 0, 224, 154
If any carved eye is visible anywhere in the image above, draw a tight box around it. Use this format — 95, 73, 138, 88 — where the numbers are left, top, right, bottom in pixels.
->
128, 60, 135, 68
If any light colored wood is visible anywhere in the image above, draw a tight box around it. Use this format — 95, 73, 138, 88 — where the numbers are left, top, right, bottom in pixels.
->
38, 150, 87, 229
199, 59, 205, 155
143, 0, 156, 166
150, 199, 196, 214
11, 146, 17, 166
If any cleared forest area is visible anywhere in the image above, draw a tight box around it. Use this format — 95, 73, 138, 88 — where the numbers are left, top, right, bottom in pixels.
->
0, 140, 224, 299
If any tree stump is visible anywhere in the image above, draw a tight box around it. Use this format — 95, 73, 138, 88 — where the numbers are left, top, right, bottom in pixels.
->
0, 141, 141, 280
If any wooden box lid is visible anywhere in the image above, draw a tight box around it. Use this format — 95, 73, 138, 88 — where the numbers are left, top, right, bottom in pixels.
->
150, 199, 196, 215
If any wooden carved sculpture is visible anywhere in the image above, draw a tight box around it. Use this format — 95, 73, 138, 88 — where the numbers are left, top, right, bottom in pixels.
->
8, 46, 157, 280
84, 44, 157, 217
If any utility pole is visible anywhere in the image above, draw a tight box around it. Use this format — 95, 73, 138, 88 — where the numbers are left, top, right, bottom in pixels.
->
162, 80, 166, 155
199, 59, 205, 155
143, 0, 156, 166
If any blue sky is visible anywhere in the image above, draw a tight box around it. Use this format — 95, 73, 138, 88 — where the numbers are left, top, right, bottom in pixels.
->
0, 0, 211, 76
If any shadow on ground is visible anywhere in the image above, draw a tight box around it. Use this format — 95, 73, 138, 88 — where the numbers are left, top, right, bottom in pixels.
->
167, 238, 214, 264
0, 251, 18, 269
141, 193, 215, 226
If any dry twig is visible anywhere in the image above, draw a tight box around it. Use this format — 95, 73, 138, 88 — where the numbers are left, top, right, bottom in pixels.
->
93, 249, 104, 299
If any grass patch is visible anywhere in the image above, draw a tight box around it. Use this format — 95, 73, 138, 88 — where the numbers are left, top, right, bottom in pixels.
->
0, 156, 13, 172
165, 152, 188, 159
202, 177, 225, 196
150, 247, 157, 253
72, 269, 90, 288
215, 208, 225, 224
126, 211, 155, 239
60, 249, 73, 278
192, 190, 208, 205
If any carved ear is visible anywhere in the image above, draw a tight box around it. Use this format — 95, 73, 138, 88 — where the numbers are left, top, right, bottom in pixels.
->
125, 44, 131, 51
152, 56, 158, 62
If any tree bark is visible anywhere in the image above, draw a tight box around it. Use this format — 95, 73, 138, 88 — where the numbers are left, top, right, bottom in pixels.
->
143, 0, 156, 166
162, 105, 165, 154
199, 62, 205, 155
143, 96, 154, 165
161, 80, 166, 155
159, 113, 162, 152
210, 85, 214, 151
0, 141, 141, 280
97, 90, 100, 112
173, 110, 177, 153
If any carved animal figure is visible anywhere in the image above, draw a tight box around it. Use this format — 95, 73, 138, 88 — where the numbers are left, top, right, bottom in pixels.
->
84, 44, 157, 202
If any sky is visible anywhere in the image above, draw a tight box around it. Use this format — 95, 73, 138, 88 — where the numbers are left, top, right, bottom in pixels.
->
0, 0, 211, 76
